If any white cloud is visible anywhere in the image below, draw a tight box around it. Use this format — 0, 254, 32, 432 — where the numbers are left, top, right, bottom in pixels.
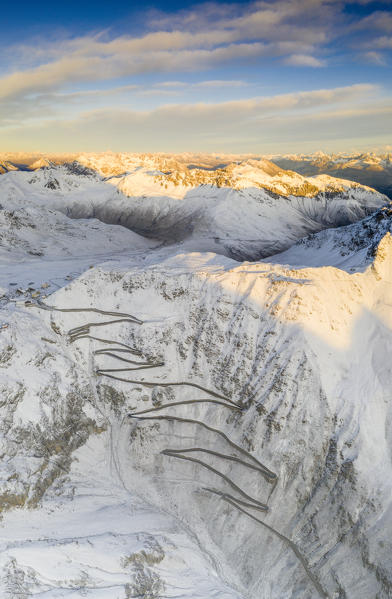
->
0, 1, 390, 151
153, 80, 246, 89
193, 80, 247, 88
152, 0, 335, 45
373, 37, 392, 50
361, 51, 387, 65
0, 42, 269, 101
146, 84, 376, 121
354, 11, 392, 33
284, 54, 325, 67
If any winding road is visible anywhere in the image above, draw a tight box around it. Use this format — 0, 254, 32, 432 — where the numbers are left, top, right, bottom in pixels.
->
28, 298, 327, 599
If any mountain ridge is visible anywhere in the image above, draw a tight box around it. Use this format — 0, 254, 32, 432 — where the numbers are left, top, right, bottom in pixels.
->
0, 154, 391, 598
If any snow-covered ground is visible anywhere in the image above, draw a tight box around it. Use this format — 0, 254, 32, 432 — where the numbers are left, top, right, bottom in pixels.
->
0, 161, 391, 598
0, 433, 241, 598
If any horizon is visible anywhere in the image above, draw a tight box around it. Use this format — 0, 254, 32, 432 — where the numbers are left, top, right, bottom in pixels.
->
1, 146, 392, 159
1, 0, 391, 153
1, 6, 392, 593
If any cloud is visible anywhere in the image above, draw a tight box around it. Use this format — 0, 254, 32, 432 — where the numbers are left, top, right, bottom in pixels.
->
0, 83, 380, 146
354, 11, 392, 33
145, 84, 377, 122
0, 0, 390, 151
0, 36, 322, 102
152, 0, 335, 44
0, 0, 342, 102
154, 80, 246, 89
0, 42, 269, 101
372, 37, 392, 50
193, 79, 247, 88
0, 78, 250, 126
8, 0, 391, 107
361, 51, 387, 65
3, 96, 390, 155
284, 54, 325, 67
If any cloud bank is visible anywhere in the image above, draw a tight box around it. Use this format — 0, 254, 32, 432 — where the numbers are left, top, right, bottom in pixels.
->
2, 84, 389, 153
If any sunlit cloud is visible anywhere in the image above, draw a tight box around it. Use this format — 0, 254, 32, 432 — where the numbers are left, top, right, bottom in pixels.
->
150, 0, 334, 44
0, 43, 268, 101
1, 84, 385, 152
0, 1, 337, 102
0, 0, 391, 151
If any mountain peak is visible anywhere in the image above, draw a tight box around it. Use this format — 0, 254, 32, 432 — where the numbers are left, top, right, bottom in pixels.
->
372, 231, 392, 280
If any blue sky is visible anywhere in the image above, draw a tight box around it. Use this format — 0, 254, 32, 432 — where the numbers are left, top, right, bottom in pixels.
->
0, 0, 391, 153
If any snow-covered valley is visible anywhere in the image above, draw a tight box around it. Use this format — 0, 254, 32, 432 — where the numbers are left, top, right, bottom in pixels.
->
0, 157, 386, 262
0, 157, 391, 598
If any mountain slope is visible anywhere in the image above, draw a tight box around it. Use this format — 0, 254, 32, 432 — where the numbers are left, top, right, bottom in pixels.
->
0, 158, 391, 598
271, 151, 392, 198
1, 162, 385, 262
266, 204, 392, 271
0, 230, 391, 597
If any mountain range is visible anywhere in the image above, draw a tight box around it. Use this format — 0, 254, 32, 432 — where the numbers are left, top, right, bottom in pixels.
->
269, 151, 392, 199
0, 153, 391, 598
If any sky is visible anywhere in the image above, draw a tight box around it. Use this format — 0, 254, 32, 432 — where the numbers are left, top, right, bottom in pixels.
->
0, 0, 391, 154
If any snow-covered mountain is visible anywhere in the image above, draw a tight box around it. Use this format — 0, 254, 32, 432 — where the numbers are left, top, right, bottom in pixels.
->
270, 151, 392, 199
3, 149, 391, 198
0, 156, 391, 598
0, 160, 20, 175
0, 158, 386, 261
267, 204, 392, 271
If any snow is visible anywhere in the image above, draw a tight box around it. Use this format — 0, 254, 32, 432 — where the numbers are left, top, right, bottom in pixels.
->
266, 204, 392, 272
0, 433, 241, 598
1, 160, 384, 264
0, 159, 391, 598
269, 151, 392, 199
